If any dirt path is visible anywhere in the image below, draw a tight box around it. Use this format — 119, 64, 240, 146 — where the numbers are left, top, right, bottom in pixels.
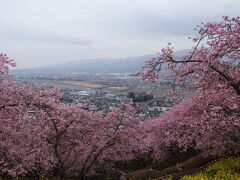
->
126, 153, 214, 180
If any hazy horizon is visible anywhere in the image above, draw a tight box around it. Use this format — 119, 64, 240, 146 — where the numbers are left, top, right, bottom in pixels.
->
1, 0, 240, 68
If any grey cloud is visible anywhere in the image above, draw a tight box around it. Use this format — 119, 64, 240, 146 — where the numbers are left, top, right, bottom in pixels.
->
106, 12, 236, 37
99, 0, 240, 37
0, 28, 93, 46
131, 14, 200, 36
134, 15, 209, 36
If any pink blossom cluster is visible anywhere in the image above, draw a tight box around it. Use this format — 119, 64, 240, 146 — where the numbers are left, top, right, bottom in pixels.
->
139, 16, 240, 160
0, 55, 144, 179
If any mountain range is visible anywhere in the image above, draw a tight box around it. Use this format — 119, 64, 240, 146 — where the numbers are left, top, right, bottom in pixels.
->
12, 50, 188, 74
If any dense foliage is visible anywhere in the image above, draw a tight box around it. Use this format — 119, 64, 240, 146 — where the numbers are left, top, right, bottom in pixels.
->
139, 16, 240, 160
0, 54, 144, 179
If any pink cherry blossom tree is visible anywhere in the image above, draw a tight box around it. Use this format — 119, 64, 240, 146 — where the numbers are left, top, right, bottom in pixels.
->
37, 103, 142, 179
0, 54, 144, 179
0, 54, 62, 177
138, 16, 240, 159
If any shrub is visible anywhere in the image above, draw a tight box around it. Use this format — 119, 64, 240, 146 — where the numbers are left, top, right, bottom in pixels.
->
181, 157, 240, 180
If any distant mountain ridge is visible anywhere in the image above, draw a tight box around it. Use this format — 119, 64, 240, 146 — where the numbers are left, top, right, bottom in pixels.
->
12, 50, 188, 74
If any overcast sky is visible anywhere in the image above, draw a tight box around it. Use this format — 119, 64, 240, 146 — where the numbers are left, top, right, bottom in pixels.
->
1, 0, 240, 68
